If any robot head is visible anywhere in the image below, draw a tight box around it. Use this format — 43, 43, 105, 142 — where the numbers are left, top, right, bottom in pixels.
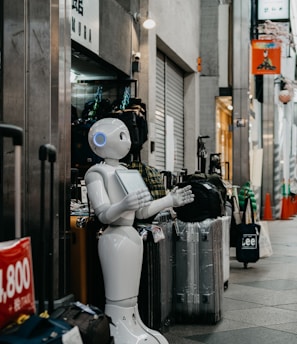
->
88, 117, 131, 160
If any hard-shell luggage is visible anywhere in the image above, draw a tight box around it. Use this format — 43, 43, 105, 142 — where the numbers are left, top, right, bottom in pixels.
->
137, 211, 174, 333
174, 218, 224, 324
157, 211, 174, 331
69, 215, 105, 309
221, 215, 231, 289
174, 221, 200, 322
198, 218, 223, 324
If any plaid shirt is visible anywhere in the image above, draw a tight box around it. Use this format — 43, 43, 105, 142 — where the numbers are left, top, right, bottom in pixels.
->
128, 161, 166, 200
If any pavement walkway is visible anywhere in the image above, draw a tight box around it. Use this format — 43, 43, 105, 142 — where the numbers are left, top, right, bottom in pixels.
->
164, 217, 297, 344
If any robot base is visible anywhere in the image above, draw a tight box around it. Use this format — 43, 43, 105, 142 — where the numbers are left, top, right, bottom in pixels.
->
105, 304, 169, 344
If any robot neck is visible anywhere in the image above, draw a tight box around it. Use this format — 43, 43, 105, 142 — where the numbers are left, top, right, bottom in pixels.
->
104, 158, 120, 166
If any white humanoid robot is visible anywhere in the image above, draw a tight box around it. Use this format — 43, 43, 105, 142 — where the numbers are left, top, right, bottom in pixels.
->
85, 117, 194, 344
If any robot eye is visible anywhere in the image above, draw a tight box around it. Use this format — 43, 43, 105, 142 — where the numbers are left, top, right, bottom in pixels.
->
93, 132, 106, 147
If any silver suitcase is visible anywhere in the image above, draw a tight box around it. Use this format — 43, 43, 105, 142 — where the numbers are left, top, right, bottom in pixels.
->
199, 218, 223, 324
174, 218, 223, 324
221, 215, 231, 289
174, 221, 200, 322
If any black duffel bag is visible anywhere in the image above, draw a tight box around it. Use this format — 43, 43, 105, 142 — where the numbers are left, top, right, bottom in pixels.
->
174, 175, 225, 222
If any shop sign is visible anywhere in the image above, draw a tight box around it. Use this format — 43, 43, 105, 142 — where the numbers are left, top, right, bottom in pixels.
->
258, 0, 289, 21
71, 0, 99, 55
251, 39, 281, 75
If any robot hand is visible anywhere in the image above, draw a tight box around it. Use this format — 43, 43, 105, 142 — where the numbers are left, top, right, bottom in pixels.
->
123, 188, 152, 211
170, 185, 194, 207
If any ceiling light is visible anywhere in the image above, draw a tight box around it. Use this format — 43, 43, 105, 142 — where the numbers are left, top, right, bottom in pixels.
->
132, 12, 156, 30
143, 18, 156, 29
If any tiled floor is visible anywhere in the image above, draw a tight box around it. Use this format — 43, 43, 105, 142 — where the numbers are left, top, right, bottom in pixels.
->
163, 217, 297, 343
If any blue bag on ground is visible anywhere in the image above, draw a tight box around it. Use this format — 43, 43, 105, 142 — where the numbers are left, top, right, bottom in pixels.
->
0, 315, 72, 343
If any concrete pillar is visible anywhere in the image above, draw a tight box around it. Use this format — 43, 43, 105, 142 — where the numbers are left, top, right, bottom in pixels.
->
232, 1, 250, 186
2, 0, 71, 298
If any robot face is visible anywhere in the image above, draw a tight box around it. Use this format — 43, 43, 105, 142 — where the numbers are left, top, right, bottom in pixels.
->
88, 118, 131, 160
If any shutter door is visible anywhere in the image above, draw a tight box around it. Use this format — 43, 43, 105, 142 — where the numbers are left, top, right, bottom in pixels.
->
155, 52, 166, 171
155, 51, 184, 173
166, 59, 184, 172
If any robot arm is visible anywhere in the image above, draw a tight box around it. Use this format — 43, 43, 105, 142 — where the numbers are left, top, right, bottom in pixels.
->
135, 185, 194, 220
85, 171, 152, 224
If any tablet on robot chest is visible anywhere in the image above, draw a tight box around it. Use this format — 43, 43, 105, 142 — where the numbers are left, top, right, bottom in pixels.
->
115, 169, 151, 199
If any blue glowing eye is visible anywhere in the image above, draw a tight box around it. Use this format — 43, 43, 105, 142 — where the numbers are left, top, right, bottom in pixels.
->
93, 132, 106, 147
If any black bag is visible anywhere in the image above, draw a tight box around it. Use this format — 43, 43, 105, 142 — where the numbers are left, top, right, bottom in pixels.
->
51, 302, 112, 344
174, 176, 224, 222
236, 197, 260, 268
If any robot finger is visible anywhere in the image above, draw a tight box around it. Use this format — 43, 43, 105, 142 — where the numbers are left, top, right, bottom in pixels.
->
136, 188, 152, 200
181, 185, 192, 192
184, 194, 195, 204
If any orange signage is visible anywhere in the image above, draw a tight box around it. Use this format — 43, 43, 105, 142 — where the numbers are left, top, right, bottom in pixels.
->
251, 40, 281, 75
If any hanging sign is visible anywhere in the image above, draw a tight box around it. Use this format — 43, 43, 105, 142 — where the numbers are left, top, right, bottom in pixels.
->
257, 0, 289, 21
71, 0, 99, 55
251, 39, 281, 75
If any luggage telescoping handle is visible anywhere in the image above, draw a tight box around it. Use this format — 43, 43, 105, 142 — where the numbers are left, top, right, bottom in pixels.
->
38, 143, 56, 314
0, 124, 23, 238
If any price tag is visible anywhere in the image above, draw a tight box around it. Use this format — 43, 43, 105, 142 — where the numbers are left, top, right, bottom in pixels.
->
0, 237, 35, 328
62, 326, 83, 344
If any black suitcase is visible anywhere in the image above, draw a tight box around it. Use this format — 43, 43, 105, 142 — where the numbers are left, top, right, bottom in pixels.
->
236, 197, 261, 268
137, 211, 174, 333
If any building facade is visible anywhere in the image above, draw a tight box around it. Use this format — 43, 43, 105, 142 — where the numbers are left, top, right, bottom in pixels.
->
1, 0, 296, 303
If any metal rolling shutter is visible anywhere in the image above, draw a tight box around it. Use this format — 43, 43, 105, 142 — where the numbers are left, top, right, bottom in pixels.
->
155, 51, 184, 172
155, 52, 166, 171
166, 59, 184, 172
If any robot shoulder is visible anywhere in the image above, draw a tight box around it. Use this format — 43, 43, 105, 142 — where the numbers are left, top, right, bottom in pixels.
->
84, 163, 107, 183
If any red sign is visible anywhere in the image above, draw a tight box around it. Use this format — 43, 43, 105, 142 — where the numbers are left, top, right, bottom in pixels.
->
0, 237, 35, 329
251, 39, 281, 75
